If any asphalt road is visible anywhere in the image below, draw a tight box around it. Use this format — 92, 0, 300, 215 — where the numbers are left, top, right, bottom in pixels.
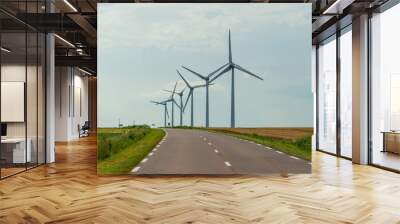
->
133, 128, 311, 175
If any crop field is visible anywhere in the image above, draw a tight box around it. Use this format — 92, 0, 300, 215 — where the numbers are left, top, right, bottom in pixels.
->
211, 127, 313, 140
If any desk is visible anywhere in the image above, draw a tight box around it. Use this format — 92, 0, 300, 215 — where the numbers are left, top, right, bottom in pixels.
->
382, 131, 400, 154
1, 138, 31, 163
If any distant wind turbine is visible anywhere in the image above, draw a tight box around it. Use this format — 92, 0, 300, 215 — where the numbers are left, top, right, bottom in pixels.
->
181, 63, 227, 128
150, 100, 170, 127
164, 86, 185, 126
164, 82, 180, 127
210, 29, 264, 128
177, 70, 209, 127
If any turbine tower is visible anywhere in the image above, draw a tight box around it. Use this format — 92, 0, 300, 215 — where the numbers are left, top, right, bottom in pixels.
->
181, 64, 227, 128
177, 70, 208, 127
210, 29, 264, 128
164, 86, 185, 127
165, 82, 180, 127
150, 100, 170, 127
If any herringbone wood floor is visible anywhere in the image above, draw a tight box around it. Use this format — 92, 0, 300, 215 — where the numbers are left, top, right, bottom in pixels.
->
1, 136, 400, 224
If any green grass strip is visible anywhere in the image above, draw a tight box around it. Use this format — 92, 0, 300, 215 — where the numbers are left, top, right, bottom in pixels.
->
97, 128, 165, 175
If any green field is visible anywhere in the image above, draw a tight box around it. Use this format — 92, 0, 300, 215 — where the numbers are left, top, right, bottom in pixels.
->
97, 125, 165, 174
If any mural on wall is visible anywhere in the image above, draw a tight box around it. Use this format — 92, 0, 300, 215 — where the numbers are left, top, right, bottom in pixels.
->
97, 3, 313, 175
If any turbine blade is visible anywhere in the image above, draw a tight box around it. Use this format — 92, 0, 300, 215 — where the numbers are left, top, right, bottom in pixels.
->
180, 86, 186, 94
182, 66, 207, 80
177, 70, 191, 88
173, 99, 180, 109
208, 62, 229, 78
166, 106, 170, 118
193, 84, 208, 88
229, 29, 232, 63
234, 64, 263, 80
209, 65, 232, 83
150, 100, 159, 104
172, 81, 178, 97
163, 89, 174, 94
183, 89, 192, 112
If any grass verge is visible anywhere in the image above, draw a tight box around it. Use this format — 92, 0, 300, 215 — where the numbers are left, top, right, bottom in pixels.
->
97, 128, 165, 175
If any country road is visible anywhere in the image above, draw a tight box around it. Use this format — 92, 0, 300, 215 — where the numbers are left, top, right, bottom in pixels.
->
132, 128, 311, 175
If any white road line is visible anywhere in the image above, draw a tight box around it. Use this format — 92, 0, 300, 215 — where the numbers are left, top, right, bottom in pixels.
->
224, 161, 232, 167
214, 149, 219, 153
149, 152, 154, 156
257, 144, 262, 146
208, 142, 212, 145
131, 167, 140, 172
153, 148, 157, 152
203, 138, 207, 141
265, 146, 272, 150
141, 158, 148, 163
156, 144, 161, 147
276, 151, 283, 154
290, 156, 300, 160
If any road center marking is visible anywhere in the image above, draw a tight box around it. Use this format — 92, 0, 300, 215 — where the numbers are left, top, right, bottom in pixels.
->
208, 142, 212, 145
131, 167, 140, 172
214, 149, 219, 153
141, 158, 148, 163
225, 161, 231, 167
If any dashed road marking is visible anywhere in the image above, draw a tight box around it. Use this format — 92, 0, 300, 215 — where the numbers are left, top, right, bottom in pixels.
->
257, 144, 262, 146
149, 152, 154, 156
203, 138, 207, 141
224, 161, 232, 167
131, 167, 140, 172
276, 151, 283, 154
141, 158, 148, 163
265, 146, 272, 150
290, 156, 300, 160
214, 149, 219, 153
208, 142, 212, 146
153, 148, 157, 152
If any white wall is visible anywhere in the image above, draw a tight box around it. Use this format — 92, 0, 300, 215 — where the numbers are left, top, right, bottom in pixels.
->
55, 67, 89, 141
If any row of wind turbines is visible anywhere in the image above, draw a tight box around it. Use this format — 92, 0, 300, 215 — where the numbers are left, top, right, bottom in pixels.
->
151, 30, 264, 128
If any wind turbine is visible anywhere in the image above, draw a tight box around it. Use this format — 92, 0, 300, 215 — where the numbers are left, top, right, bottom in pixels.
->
177, 70, 208, 127
210, 29, 264, 128
164, 86, 185, 127
181, 63, 228, 128
151, 100, 170, 127
164, 82, 180, 127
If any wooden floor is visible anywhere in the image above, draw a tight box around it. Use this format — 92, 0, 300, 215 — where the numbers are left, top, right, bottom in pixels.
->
1, 136, 400, 223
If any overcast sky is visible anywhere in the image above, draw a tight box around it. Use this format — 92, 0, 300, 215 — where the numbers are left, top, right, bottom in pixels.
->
98, 3, 312, 128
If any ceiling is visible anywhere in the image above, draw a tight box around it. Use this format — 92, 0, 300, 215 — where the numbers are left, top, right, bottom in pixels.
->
0, 0, 393, 75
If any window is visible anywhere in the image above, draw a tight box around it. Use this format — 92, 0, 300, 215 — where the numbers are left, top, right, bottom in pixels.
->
317, 35, 337, 154
371, 3, 400, 171
339, 27, 352, 158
